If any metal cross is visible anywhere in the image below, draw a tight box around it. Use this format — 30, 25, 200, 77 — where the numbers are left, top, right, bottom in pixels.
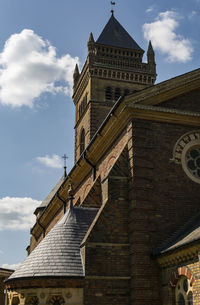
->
62, 154, 68, 177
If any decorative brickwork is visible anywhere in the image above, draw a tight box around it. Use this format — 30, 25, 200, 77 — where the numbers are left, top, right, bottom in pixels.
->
170, 267, 195, 287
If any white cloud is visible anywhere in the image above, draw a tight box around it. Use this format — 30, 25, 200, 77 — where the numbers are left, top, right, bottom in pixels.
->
146, 7, 154, 13
0, 29, 79, 107
0, 250, 3, 254
36, 154, 62, 169
0, 197, 41, 230
143, 11, 193, 62
188, 11, 197, 19
1, 263, 21, 270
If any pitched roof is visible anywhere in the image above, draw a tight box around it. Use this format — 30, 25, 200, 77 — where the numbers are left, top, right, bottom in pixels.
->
34, 176, 65, 214
96, 14, 143, 50
153, 212, 200, 256
7, 206, 98, 281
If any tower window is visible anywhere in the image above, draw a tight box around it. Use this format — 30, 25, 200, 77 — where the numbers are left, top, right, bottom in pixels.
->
105, 87, 112, 100
78, 93, 87, 118
115, 88, 121, 100
80, 128, 85, 155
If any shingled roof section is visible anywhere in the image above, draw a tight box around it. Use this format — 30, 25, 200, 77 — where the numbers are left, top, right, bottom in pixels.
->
7, 206, 98, 281
96, 14, 143, 50
153, 212, 200, 256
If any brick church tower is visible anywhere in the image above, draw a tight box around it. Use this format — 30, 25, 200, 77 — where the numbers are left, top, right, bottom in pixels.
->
5, 9, 200, 305
73, 12, 156, 161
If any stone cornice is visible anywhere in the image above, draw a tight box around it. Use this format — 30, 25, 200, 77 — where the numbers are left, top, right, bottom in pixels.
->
126, 104, 200, 126
155, 242, 200, 268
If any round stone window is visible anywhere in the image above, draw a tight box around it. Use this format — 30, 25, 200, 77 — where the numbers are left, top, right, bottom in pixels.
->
181, 140, 200, 184
172, 131, 200, 184
186, 146, 200, 178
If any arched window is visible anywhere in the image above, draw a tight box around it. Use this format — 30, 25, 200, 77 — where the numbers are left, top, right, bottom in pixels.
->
12, 297, 20, 305
114, 88, 121, 100
105, 87, 112, 100
175, 277, 193, 305
80, 128, 85, 155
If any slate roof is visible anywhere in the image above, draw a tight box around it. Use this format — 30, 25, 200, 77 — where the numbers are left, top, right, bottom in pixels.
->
153, 212, 200, 256
96, 14, 143, 50
7, 206, 98, 281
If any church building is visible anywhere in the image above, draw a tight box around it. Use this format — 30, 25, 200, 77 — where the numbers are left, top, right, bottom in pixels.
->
5, 11, 200, 305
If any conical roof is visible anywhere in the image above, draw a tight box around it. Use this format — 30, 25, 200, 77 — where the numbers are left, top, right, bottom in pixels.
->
7, 206, 98, 281
96, 14, 142, 50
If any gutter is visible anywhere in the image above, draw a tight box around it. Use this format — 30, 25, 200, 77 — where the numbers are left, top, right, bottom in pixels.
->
37, 218, 46, 239
83, 151, 96, 181
57, 192, 67, 214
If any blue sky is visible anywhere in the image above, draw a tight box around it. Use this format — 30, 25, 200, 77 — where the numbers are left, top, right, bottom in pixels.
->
0, 0, 199, 269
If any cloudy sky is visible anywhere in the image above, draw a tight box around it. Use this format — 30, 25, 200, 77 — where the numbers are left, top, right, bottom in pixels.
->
0, 0, 199, 269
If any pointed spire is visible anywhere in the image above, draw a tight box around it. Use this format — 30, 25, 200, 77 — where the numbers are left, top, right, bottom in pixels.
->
88, 32, 95, 55
73, 64, 80, 87
147, 40, 154, 55
88, 32, 94, 45
147, 40, 155, 66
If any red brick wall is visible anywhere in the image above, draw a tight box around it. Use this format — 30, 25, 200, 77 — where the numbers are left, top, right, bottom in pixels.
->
128, 118, 200, 304
84, 147, 130, 305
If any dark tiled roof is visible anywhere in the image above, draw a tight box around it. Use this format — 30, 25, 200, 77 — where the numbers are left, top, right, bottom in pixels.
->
96, 14, 143, 50
8, 206, 98, 281
153, 213, 200, 256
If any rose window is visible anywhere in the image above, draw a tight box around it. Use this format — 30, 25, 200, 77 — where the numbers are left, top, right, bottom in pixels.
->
186, 146, 200, 179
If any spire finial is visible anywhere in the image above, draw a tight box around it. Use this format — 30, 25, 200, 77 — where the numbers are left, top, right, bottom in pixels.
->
68, 184, 74, 209
62, 154, 68, 177
110, 1, 115, 15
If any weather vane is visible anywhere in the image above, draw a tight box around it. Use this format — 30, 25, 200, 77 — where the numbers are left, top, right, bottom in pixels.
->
110, 1, 116, 15
62, 154, 68, 178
